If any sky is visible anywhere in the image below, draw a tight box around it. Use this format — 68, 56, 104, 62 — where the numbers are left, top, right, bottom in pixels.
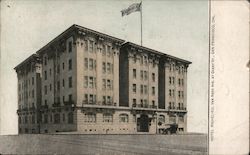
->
0, 0, 209, 135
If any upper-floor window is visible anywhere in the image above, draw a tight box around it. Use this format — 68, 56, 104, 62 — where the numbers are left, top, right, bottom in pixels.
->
68, 41, 72, 53
32, 77, 34, 85
57, 81, 60, 91
133, 69, 136, 79
133, 84, 136, 93
32, 89, 34, 98
44, 71, 47, 80
107, 79, 112, 90
89, 40, 94, 52
152, 73, 155, 82
68, 59, 72, 70
107, 46, 111, 57
144, 85, 147, 94
133, 99, 137, 105
140, 85, 143, 94
152, 87, 155, 95
169, 89, 172, 96
84, 58, 88, 69
44, 56, 47, 66
44, 85, 47, 95
102, 62, 106, 73
102, 79, 106, 90
144, 71, 148, 80
140, 70, 143, 80
69, 77, 72, 88
102, 45, 106, 55
68, 94, 72, 102
62, 62, 65, 70
107, 63, 111, 73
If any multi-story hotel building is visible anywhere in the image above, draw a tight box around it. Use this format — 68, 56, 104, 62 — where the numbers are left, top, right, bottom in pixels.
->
15, 24, 191, 134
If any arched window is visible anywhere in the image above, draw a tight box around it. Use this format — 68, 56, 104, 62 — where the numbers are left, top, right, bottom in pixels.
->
68, 112, 73, 124
158, 115, 165, 123
119, 114, 129, 123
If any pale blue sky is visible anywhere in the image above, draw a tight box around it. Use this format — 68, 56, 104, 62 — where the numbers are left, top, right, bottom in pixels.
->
0, 0, 208, 134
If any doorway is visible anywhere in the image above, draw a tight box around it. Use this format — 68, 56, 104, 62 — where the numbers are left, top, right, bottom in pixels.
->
137, 114, 149, 132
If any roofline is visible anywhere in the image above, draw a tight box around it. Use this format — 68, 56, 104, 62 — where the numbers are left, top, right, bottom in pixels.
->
122, 42, 192, 64
14, 53, 39, 70
36, 24, 125, 55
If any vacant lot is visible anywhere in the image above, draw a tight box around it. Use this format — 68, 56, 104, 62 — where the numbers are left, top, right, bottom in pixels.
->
0, 134, 207, 155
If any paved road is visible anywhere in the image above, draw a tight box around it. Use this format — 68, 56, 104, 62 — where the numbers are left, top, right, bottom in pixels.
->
0, 134, 207, 155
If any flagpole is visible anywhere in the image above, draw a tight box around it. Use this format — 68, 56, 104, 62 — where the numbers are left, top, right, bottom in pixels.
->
140, 1, 142, 46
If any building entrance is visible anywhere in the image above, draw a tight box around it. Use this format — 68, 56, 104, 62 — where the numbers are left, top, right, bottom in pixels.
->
137, 114, 149, 132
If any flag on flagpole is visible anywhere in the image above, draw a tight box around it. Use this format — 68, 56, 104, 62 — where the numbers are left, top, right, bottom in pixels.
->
121, 2, 141, 17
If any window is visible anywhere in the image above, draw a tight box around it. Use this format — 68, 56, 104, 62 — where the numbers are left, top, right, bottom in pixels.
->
49, 68, 52, 76
179, 116, 184, 123
144, 71, 148, 80
89, 77, 94, 88
54, 113, 60, 124
182, 79, 184, 86
169, 77, 171, 84
68, 41, 72, 53
178, 91, 181, 98
182, 91, 184, 98
89, 94, 94, 103
107, 80, 111, 90
133, 99, 136, 105
144, 99, 147, 106
44, 85, 47, 95
68, 59, 72, 70
85, 40, 88, 51
102, 79, 106, 90
169, 89, 171, 96
44, 114, 48, 124
69, 77, 72, 88
89, 41, 94, 52
107, 63, 111, 73
152, 87, 155, 95
57, 81, 60, 91
102, 45, 106, 55
103, 113, 113, 122
32, 89, 34, 98
44, 56, 47, 66
172, 77, 175, 84
152, 100, 155, 107
107, 96, 112, 104
152, 73, 155, 82
172, 90, 175, 97
62, 79, 65, 87
144, 85, 147, 94
140, 85, 143, 94
68, 112, 73, 124
84, 58, 88, 69
102, 96, 106, 104
140, 70, 143, 80
84, 94, 88, 102
85, 113, 96, 123
57, 65, 60, 74
119, 114, 129, 123
50, 84, 52, 91
133, 69, 136, 78
62, 114, 65, 122
102, 62, 106, 73
32, 115, 35, 124
32, 77, 34, 85
178, 79, 181, 86
84, 76, 88, 88
89, 59, 94, 70
169, 116, 176, 124
62, 62, 65, 70
107, 46, 111, 57
158, 115, 165, 123
44, 71, 47, 80
68, 94, 72, 102
132, 84, 136, 93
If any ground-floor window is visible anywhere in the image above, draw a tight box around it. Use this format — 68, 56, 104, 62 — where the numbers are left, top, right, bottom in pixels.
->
169, 115, 176, 124
54, 113, 60, 124
179, 116, 184, 123
119, 114, 129, 123
84, 113, 96, 123
103, 113, 113, 123
68, 112, 73, 124
158, 115, 165, 123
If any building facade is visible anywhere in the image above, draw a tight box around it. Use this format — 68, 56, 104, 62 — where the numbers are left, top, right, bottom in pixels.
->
15, 24, 191, 134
